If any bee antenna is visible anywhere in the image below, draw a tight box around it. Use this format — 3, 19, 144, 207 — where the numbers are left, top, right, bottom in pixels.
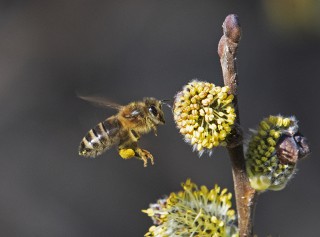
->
161, 99, 172, 109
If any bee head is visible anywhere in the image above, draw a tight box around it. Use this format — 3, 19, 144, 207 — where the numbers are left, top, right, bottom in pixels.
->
144, 97, 166, 125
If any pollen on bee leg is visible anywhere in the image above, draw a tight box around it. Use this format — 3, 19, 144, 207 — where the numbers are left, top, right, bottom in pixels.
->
119, 148, 135, 159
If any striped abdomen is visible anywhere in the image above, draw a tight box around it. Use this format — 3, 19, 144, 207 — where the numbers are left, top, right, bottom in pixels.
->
79, 116, 121, 157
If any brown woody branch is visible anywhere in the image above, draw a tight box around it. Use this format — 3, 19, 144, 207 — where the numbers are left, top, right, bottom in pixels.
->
218, 14, 258, 237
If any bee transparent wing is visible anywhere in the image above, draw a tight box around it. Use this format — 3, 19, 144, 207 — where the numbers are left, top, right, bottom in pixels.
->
78, 95, 123, 110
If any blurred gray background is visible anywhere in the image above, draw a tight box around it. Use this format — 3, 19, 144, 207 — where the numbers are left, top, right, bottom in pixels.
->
1, 0, 319, 236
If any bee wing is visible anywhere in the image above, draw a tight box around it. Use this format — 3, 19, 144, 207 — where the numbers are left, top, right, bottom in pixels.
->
78, 95, 123, 110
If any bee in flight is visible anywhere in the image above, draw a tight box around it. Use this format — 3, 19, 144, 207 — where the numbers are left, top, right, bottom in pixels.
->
79, 96, 166, 167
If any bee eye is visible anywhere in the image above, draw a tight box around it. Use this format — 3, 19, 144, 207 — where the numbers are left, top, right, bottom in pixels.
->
149, 105, 158, 116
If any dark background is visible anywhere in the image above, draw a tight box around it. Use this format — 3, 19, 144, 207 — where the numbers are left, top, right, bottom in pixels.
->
1, 1, 319, 236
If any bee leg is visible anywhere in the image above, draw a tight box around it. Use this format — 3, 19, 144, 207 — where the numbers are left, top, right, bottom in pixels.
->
135, 148, 154, 167
152, 126, 158, 136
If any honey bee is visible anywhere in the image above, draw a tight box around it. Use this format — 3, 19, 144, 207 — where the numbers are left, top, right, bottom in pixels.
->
79, 96, 165, 167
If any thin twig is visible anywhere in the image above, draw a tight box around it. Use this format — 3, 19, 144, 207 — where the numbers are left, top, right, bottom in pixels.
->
218, 14, 258, 237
